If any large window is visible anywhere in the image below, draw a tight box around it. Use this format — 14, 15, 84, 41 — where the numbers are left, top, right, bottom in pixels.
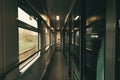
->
18, 7, 40, 73
19, 28, 38, 62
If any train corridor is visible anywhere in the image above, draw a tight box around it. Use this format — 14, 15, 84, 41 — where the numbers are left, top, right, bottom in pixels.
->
42, 47, 69, 80
0, 0, 118, 80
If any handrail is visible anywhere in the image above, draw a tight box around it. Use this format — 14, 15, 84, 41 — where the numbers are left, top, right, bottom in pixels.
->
19, 42, 54, 70
0, 41, 55, 79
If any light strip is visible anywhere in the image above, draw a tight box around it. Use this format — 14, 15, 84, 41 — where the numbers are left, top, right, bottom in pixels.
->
74, 16, 80, 20
91, 35, 98, 38
56, 16, 60, 20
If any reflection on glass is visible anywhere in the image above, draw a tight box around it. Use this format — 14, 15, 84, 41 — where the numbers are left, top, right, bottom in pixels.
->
86, 26, 104, 80
86, 27, 92, 49
75, 31, 80, 46
19, 28, 38, 68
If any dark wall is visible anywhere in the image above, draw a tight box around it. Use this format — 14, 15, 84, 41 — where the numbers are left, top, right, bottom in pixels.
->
0, 0, 19, 80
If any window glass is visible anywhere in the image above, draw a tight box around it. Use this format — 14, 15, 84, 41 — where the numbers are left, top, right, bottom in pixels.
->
19, 28, 38, 54
18, 7, 37, 28
19, 28, 39, 68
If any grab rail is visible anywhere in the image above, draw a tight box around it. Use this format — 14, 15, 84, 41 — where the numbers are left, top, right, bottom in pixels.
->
0, 41, 55, 80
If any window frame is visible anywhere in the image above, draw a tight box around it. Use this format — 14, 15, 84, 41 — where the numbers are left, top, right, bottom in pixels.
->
18, 7, 41, 74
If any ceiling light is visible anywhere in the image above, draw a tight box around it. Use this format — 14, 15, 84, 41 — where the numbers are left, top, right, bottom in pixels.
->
74, 16, 80, 20
57, 27, 60, 30
56, 16, 60, 20
91, 34, 98, 38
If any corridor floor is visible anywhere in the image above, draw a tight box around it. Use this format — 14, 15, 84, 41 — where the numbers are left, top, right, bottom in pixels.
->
43, 49, 69, 80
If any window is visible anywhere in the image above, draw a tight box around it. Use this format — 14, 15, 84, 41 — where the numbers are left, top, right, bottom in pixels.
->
18, 7, 40, 73
18, 7, 37, 28
19, 28, 38, 62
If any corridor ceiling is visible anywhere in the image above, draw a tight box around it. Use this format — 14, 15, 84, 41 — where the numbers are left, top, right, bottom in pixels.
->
27, 0, 76, 29
22, 0, 105, 30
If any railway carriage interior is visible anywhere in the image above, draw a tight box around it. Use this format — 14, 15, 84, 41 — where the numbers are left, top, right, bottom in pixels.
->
0, 0, 119, 80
